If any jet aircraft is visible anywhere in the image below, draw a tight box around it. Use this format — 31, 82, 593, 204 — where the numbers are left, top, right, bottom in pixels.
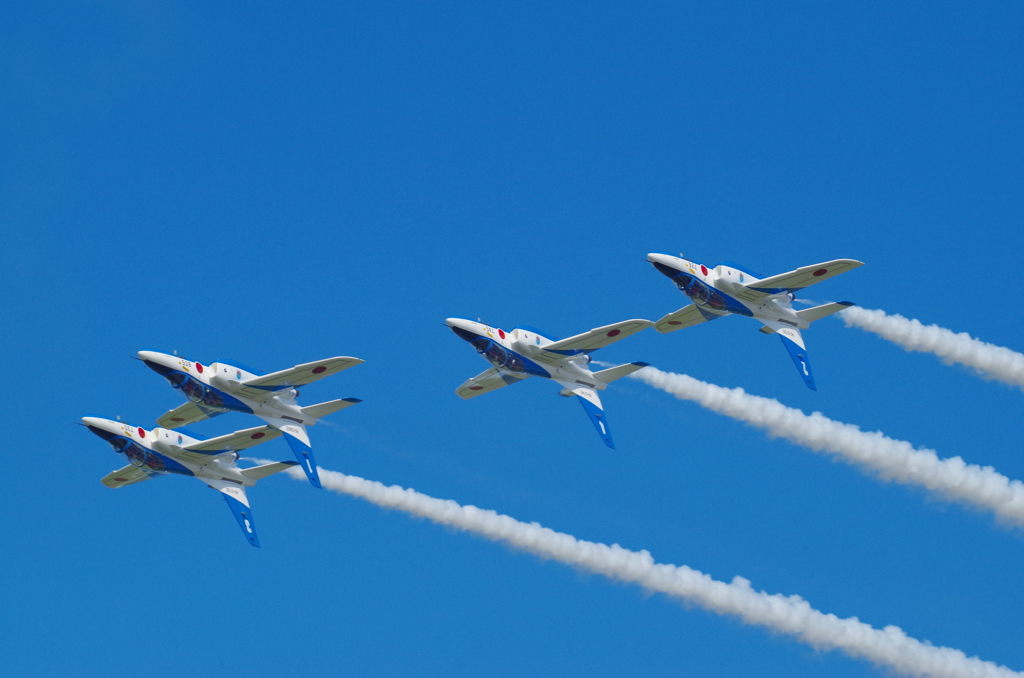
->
446, 317, 652, 448
646, 254, 863, 390
138, 351, 363, 488
83, 416, 298, 547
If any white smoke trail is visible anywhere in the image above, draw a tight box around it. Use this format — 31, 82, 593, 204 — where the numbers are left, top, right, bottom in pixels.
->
273, 463, 1020, 678
631, 366, 1024, 527
840, 306, 1024, 389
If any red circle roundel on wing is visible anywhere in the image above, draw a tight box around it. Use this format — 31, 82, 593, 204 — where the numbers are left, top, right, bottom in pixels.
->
607, 329, 621, 337
196, 363, 204, 374
498, 329, 505, 339
312, 366, 327, 374
470, 386, 483, 390
251, 432, 265, 439
700, 265, 708, 276
813, 268, 828, 277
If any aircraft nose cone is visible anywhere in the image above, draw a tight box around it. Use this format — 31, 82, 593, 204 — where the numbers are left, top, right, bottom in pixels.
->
82, 417, 118, 440
138, 350, 175, 376
647, 253, 684, 279
446, 318, 481, 343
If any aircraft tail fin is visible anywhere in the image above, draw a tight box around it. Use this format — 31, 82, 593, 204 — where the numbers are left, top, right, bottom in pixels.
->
795, 301, 855, 323
557, 381, 614, 448
284, 433, 321, 488
207, 480, 260, 547
777, 327, 816, 390
256, 415, 321, 488
592, 362, 649, 386
240, 460, 300, 482
301, 398, 362, 420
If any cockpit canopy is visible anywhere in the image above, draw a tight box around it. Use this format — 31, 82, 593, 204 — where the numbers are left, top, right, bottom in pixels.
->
674, 274, 728, 311
471, 337, 526, 372
165, 372, 224, 408
109, 437, 166, 472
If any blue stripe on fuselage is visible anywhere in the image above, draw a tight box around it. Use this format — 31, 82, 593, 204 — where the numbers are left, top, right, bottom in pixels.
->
465, 333, 550, 377
668, 273, 752, 317
166, 371, 255, 413
109, 436, 195, 476
502, 348, 548, 377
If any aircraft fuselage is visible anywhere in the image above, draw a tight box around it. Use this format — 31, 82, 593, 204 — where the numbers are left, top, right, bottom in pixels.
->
446, 318, 607, 389
648, 253, 810, 330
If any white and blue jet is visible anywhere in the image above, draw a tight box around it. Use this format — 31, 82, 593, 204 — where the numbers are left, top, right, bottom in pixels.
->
647, 253, 863, 390
446, 317, 652, 448
83, 416, 298, 547
138, 351, 363, 488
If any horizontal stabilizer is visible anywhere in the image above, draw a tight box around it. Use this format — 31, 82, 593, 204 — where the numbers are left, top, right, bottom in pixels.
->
654, 304, 724, 334
101, 465, 157, 488
456, 367, 529, 400
796, 301, 855, 323
239, 356, 363, 392
156, 400, 225, 429
301, 398, 362, 420
240, 460, 300, 481
593, 362, 649, 385
542, 319, 652, 355
182, 425, 281, 453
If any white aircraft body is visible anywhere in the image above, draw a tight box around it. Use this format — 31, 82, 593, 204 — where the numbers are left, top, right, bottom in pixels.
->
138, 351, 363, 488
445, 317, 652, 448
83, 416, 298, 547
647, 253, 863, 390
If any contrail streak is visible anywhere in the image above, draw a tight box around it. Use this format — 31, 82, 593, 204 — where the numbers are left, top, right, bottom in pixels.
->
631, 366, 1024, 527
840, 306, 1024, 389
273, 464, 1019, 678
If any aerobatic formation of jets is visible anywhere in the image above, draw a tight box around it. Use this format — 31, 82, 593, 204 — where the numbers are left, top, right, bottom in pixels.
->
83, 253, 861, 546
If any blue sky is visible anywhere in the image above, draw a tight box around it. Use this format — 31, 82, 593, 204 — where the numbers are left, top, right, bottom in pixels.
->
1, 2, 1022, 676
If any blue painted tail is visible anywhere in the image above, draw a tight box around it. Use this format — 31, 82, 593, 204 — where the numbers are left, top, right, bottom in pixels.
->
576, 395, 615, 449
285, 434, 322, 488
222, 493, 260, 548
779, 333, 816, 391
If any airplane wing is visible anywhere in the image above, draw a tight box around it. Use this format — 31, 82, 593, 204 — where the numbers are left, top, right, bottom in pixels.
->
743, 259, 863, 295
101, 465, 158, 488
456, 367, 529, 400
541, 319, 653, 355
653, 304, 725, 333
237, 357, 363, 396
156, 401, 226, 428
181, 425, 282, 453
